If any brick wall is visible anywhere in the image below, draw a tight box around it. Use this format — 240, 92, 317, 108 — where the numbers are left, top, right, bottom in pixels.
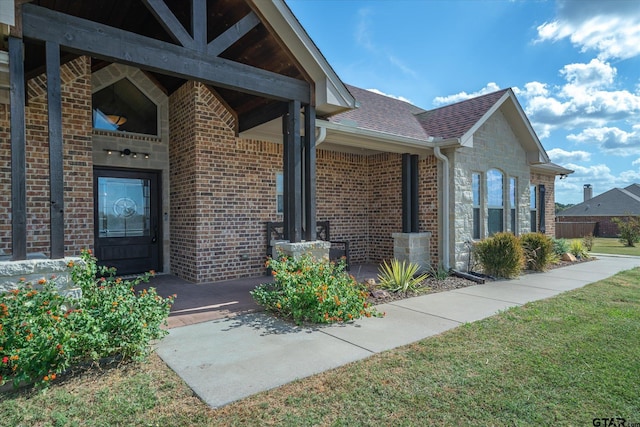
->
316, 150, 369, 263
367, 153, 402, 262
169, 82, 282, 283
0, 56, 93, 257
530, 171, 557, 237
0, 104, 10, 255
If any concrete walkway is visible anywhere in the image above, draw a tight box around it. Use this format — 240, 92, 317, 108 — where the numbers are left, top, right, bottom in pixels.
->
155, 254, 639, 409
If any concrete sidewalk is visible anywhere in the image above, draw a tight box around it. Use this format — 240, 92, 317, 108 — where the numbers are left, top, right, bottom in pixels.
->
155, 254, 639, 409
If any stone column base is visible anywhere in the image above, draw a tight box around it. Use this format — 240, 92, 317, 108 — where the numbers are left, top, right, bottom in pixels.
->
273, 240, 331, 262
0, 257, 82, 298
392, 232, 432, 273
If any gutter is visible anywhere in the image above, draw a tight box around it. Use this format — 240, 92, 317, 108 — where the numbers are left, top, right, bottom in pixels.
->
433, 146, 450, 270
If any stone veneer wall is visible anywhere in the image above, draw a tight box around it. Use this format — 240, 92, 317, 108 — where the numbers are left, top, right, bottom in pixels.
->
0, 56, 93, 257
530, 171, 557, 237
451, 109, 531, 270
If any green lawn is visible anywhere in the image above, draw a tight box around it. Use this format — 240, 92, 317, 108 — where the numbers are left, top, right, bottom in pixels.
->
590, 237, 640, 256
2, 268, 639, 426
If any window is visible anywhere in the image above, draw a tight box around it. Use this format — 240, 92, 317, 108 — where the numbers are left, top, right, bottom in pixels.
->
487, 169, 504, 235
276, 172, 283, 214
509, 177, 517, 233
530, 184, 537, 232
472, 172, 481, 239
92, 78, 158, 135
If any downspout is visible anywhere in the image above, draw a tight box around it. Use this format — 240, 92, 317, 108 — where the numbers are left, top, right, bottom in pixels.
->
433, 146, 450, 269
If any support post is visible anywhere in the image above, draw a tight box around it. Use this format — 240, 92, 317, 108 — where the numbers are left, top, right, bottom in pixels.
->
304, 104, 316, 241
410, 154, 419, 233
401, 153, 411, 233
283, 100, 302, 242
538, 184, 546, 234
9, 36, 27, 261
46, 41, 65, 258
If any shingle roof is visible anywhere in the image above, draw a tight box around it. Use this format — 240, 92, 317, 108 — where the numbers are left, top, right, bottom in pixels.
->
558, 186, 640, 217
414, 89, 510, 140
328, 85, 430, 140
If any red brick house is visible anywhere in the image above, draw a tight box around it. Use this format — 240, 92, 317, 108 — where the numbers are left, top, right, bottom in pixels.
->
0, 0, 571, 288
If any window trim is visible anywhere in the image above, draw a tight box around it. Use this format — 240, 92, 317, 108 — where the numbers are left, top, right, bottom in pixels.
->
509, 177, 517, 234
472, 172, 481, 240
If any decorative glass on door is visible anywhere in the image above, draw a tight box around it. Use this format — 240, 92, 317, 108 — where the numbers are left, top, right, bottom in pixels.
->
98, 177, 151, 238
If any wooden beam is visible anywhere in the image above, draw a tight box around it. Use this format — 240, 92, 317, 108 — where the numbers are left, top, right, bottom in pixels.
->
141, 0, 195, 49
283, 100, 302, 243
238, 101, 287, 133
304, 104, 317, 241
208, 12, 260, 57
191, 0, 207, 50
9, 36, 27, 260
22, 4, 310, 103
46, 41, 65, 259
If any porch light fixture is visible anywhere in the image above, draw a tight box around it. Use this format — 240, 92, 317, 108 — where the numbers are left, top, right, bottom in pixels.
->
103, 148, 149, 159
105, 114, 127, 126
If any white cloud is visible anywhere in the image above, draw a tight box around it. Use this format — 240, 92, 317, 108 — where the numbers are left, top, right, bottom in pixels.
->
536, 0, 640, 60
547, 148, 591, 163
366, 88, 412, 104
432, 82, 501, 106
556, 161, 640, 203
515, 59, 640, 138
355, 8, 375, 51
632, 158, 640, 166
567, 126, 640, 155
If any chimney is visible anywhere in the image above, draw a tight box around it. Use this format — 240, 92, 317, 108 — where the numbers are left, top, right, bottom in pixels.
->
583, 184, 593, 202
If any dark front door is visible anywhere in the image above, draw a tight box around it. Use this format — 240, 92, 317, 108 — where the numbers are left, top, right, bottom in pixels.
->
94, 167, 161, 275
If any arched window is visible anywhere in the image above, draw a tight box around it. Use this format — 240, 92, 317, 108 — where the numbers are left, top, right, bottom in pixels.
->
487, 169, 504, 235
92, 78, 158, 135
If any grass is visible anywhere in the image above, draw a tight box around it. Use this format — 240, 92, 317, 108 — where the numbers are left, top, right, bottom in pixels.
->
2, 268, 640, 426
590, 237, 640, 256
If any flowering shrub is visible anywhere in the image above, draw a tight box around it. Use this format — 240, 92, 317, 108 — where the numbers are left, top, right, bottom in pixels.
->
0, 249, 174, 388
251, 254, 382, 325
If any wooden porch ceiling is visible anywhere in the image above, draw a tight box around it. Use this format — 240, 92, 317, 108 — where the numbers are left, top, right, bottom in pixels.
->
21, 0, 310, 128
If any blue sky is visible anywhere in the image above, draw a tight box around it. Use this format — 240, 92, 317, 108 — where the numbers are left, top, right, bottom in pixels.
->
286, 0, 640, 205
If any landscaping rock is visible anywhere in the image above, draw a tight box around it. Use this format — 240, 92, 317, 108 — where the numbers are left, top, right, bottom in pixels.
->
371, 289, 390, 299
561, 252, 577, 262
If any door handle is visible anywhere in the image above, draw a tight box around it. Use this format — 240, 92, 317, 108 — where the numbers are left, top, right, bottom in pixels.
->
151, 226, 158, 243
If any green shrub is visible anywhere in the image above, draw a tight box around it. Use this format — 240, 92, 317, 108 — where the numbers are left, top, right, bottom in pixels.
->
582, 233, 595, 251
520, 232, 555, 271
612, 216, 640, 247
552, 238, 570, 257
474, 232, 524, 278
569, 240, 590, 259
428, 263, 450, 281
251, 254, 381, 325
0, 250, 174, 388
377, 259, 429, 293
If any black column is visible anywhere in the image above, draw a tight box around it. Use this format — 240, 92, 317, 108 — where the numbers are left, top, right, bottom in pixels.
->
46, 41, 65, 258
538, 184, 546, 234
9, 36, 27, 261
303, 104, 316, 241
410, 154, 419, 233
402, 153, 411, 233
283, 100, 302, 243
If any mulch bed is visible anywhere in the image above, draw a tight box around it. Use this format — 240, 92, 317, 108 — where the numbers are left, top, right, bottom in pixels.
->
365, 257, 596, 306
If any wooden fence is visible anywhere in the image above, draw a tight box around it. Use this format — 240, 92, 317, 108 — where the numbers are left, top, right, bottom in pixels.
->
555, 221, 598, 239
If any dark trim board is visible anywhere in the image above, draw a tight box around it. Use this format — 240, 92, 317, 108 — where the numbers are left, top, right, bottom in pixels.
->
21, 3, 310, 103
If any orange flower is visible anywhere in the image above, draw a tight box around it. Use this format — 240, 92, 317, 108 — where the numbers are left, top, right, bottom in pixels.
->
43, 375, 49, 381
67, 261, 74, 268
51, 373, 56, 380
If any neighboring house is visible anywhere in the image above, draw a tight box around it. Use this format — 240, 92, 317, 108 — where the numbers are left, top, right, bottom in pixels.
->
557, 184, 640, 237
0, 0, 571, 286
